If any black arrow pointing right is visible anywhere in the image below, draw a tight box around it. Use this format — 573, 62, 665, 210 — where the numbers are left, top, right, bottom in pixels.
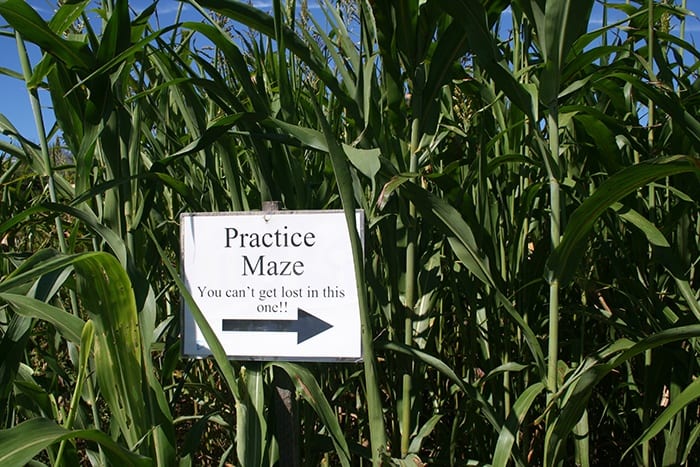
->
222, 308, 333, 344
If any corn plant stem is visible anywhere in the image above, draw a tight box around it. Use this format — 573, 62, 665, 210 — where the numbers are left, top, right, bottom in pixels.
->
647, 0, 656, 216
401, 116, 420, 457
679, 0, 687, 221
543, 97, 563, 466
15, 33, 67, 254
170, 3, 184, 46
55, 322, 94, 467
126, 74, 145, 256
643, 348, 653, 465
645, 3, 655, 461
627, 0, 635, 182
0, 158, 21, 185
514, 13, 532, 398
546, 109, 561, 397
681, 0, 687, 42
574, 409, 590, 467
602, 2, 609, 66
119, 119, 132, 253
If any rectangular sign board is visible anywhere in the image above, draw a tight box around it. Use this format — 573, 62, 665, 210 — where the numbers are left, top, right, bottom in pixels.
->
180, 210, 363, 361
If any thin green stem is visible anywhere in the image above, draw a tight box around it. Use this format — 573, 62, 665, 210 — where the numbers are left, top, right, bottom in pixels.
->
544, 99, 563, 467
546, 108, 561, 397
602, 0, 609, 66
643, 5, 655, 464
574, 409, 590, 467
401, 116, 420, 457
647, 0, 656, 214
680, 0, 687, 42
56, 322, 94, 467
643, 349, 653, 466
15, 33, 67, 253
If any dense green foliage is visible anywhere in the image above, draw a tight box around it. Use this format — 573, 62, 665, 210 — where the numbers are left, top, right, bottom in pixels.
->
1, 0, 699, 465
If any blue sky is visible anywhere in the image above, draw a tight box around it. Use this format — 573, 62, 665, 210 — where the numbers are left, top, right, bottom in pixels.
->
0, 1, 698, 146
0, 1, 196, 144
0, 0, 315, 144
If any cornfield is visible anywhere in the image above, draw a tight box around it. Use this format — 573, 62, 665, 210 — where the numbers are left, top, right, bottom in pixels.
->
1, 0, 699, 465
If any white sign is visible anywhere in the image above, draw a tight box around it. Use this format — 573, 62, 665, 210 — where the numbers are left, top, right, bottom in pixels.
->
180, 210, 363, 361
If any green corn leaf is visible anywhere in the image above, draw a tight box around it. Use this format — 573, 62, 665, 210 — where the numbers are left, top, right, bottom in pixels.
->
613, 203, 670, 247
610, 71, 700, 148
146, 228, 241, 401
271, 362, 352, 467
236, 362, 265, 467
48, 0, 90, 34
0, 206, 47, 239
548, 156, 700, 285
420, 21, 469, 135
0, 139, 27, 162
0, 293, 84, 344
0, 0, 95, 71
266, 117, 381, 181
0, 249, 82, 294
179, 412, 230, 460
43, 63, 90, 163
608, 325, 700, 369
543, 325, 700, 464
55, 320, 95, 465
0, 206, 124, 270
312, 95, 388, 463
73, 252, 149, 450
41, 203, 130, 273
492, 382, 545, 467
398, 181, 546, 376
74, 319, 94, 420
571, 112, 625, 172
303, 3, 357, 99
0, 314, 32, 401
96, 0, 130, 66
613, 202, 700, 320
381, 341, 502, 431
407, 414, 442, 455
482, 362, 530, 383
682, 423, 700, 464
439, 0, 534, 118
545, 365, 609, 464
181, 22, 267, 112
0, 418, 152, 467
539, 0, 594, 106
398, 182, 491, 287
166, 113, 251, 160
624, 377, 700, 461
264, 117, 328, 151
190, 0, 357, 120
344, 146, 381, 182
